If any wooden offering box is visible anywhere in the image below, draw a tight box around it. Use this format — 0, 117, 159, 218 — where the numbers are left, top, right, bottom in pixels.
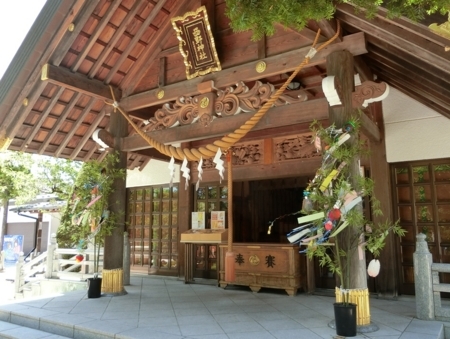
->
219, 243, 304, 296
180, 229, 228, 243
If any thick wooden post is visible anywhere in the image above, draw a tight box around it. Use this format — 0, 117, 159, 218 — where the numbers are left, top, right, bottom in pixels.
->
103, 109, 127, 295
369, 102, 398, 298
327, 50, 367, 290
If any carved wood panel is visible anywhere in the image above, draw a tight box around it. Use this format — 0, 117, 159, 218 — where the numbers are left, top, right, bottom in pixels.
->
273, 132, 321, 162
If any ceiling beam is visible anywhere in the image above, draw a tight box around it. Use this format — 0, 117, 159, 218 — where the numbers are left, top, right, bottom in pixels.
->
359, 110, 381, 142
121, 0, 190, 94
121, 32, 367, 111
39, 92, 82, 155
88, 0, 143, 79
20, 86, 65, 151
70, 107, 107, 159
50, 0, 101, 66
42, 64, 121, 101
134, 148, 174, 163
71, 0, 122, 73
55, 97, 97, 158
122, 98, 329, 152
104, 0, 169, 84
335, 4, 450, 75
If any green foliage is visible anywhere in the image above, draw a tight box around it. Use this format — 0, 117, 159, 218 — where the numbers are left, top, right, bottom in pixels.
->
0, 151, 37, 204
57, 152, 125, 272
34, 156, 81, 201
304, 118, 405, 292
225, 0, 450, 41
225, 0, 334, 41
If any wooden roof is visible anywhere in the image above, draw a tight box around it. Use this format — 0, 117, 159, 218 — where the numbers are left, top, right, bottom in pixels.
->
0, 0, 448, 170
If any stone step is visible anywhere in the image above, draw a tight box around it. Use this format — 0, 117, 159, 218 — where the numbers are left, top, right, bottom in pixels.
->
0, 320, 71, 339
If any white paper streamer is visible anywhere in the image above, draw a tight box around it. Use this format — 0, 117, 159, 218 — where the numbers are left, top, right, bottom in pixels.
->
168, 156, 175, 187
181, 156, 190, 190
195, 157, 203, 191
213, 148, 224, 182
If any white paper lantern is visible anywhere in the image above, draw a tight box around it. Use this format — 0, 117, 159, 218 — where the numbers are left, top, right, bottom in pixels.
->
367, 259, 381, 277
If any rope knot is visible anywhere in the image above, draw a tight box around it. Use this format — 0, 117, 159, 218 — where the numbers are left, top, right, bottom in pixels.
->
306, 47, 317, 59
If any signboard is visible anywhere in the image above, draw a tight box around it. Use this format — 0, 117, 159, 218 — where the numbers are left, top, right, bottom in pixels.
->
211, 211, 225, 229
171, 6, 221, 79
191, 211, 205, 229
3, 235, 24, 262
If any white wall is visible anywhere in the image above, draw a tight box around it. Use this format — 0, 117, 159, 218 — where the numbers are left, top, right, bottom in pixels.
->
383, 87, 450, 163
127, 158, 180, 187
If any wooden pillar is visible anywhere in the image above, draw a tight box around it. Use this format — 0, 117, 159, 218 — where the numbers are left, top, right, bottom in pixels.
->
369, 102, 398, 298
327, 50, 367, 290
103, 108, 127, 295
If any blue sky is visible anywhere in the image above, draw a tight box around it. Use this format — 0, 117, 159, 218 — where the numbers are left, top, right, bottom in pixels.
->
0, 0, 47, 80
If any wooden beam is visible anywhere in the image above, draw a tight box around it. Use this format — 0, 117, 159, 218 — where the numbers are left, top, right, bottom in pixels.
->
104, 0, 168, 84
71, 0, 122, 73
133, 148, 174, 163
121, 0, 189, 94
138, 156, 151, 171
1, 81, 48, 150
327, 50, 367, 290
359, 110, 381, 142
50, 1, 101, 66
20, 86, 65, 151
39, 92, 82, 155
55, 97, 97, 158
368, 101, 398, 298
257, 35, 266, 59
42, 64, 122, 101
121, 32, 367, 111
122, 98, 329, 152
159, 57, 166, 87
336, 4, 450, 75
88, 0, 143, 79
70, 107, 107, 159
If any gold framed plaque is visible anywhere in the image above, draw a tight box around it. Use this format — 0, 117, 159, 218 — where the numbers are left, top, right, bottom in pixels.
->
171, 6, 221, 80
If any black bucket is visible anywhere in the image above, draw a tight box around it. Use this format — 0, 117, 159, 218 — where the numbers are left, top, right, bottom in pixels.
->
87, 277, 102, 298
333, 302, 357, 337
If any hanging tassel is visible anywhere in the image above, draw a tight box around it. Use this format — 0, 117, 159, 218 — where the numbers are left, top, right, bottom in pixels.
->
181, 156, 190, 190
213, 148, 225, 183
168, 156, 175, 187
195, 157, 203, 191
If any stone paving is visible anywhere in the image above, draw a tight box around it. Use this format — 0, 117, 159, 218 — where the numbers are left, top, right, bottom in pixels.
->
0, 271, 447, 339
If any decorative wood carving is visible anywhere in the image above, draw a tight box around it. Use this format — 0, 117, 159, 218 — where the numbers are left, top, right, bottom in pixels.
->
274, 133, 321, 162
231, 141, 263, 165
322, 75, 389, 109
142, 81, 308, 132
352, 81, 389, 108
192, 140, 263, 171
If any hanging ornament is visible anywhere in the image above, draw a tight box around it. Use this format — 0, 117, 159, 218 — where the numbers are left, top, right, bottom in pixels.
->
324, 220, 333, 231
367, 259, 381, 277
168, 156, 175, 187
75, 254, 84, 263
328, 208, 341, 221
181, 156, 190, 190
302, 191, 313, 212
195, 157, 203, 191
213, 148, 225, 183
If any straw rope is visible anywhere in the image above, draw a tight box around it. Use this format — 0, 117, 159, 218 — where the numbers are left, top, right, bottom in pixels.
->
106, 24, 340, 161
